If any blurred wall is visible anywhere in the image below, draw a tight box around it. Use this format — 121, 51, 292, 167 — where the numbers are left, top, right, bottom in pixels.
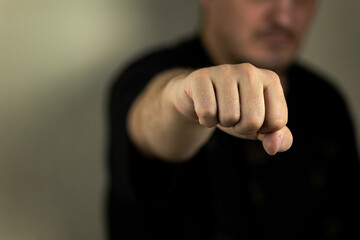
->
0, 1, 358, 240
301, 0, 360, 151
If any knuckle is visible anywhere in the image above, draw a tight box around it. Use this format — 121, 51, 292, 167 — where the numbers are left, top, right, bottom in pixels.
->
262, 116, 287, 133
189, 68, 209, 83
219, 64, 232, 72
266, 70, 281, 84
238, 63, 259, 86
220, 112, 240, 127
240, 62, 256, 72
270, 116, 288, 130
215, 64, 234, 84
196, 107, 216, 119
196, 106, 217, 122
193, 67, 208, 76
242, 115, 264, 132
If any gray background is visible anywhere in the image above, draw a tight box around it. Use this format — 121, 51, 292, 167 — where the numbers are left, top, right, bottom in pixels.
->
1, 1, 359, 239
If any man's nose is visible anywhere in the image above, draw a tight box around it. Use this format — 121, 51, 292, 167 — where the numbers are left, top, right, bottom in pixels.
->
272, 0, 293, 27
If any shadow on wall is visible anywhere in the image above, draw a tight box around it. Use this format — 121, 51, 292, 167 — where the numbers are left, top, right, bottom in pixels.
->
300, 0, 360, 154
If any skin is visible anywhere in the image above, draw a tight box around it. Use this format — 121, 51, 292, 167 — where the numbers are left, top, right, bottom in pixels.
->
127, 0, 318, 163
200, 0, 317, 72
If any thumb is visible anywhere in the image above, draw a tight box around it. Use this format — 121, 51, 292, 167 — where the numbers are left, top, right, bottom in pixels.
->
257, 126, 293, 155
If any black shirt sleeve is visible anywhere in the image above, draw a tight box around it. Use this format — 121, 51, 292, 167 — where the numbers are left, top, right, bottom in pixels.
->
106, 43, 206, 239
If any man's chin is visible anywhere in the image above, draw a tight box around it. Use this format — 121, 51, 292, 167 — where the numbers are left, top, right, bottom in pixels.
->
249, 55, 294, 72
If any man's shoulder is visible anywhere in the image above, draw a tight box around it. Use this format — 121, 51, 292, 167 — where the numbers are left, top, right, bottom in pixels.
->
108, 36, 208, 101
289, 62, 351, 119
120, 36, 205, 76
290, 62, 344, 99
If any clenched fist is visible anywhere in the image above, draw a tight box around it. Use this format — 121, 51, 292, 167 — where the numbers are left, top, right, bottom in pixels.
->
167, 63, 293, 155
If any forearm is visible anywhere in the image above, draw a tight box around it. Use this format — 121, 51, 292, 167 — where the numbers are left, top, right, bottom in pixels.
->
127, 69, 215, 163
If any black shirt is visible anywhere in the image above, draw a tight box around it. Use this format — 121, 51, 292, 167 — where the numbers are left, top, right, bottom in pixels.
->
106, 36, 360, 239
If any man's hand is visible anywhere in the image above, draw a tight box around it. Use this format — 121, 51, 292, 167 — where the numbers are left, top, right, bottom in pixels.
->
168, 63, 293, 155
